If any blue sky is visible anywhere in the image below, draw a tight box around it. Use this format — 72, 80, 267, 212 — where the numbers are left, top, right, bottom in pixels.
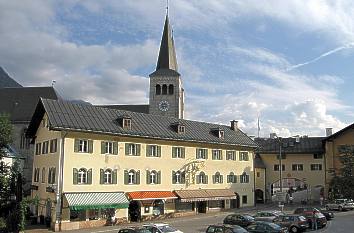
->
1, 0, 354, 137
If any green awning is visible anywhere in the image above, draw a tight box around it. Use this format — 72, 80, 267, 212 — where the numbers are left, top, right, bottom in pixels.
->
64, 192, 129, 211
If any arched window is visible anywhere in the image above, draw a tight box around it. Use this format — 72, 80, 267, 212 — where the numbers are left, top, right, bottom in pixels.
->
213, 172, 223, 184
240, 172, 249, 183
41, 168, 46, 183
156, 84, 161, 95
104, 169, 112, 184
198, 171, 207, 184
227, 172, 237, 183
128, 169, 136, 184
162, 84, 168, 95
150, 170, 158, 184
168, 84, 174, 95
78, 168, 87, 184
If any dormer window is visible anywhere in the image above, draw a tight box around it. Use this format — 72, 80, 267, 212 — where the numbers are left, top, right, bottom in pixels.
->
171, 122, 185, 134
123, 118, 131, 130
211, 128, 224, 139
118, 114, 132, 130
178, 125, 185, 134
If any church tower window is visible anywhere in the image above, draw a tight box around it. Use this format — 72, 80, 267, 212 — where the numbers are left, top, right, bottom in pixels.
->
162, 84, 168, 95
156, 84, 161, 95
168, 84, 174, 95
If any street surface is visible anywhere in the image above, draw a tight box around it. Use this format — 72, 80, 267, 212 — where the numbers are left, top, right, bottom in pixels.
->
26, 205, 354, 233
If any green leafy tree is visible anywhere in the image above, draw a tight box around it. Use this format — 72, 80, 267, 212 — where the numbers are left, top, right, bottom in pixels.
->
329, 146, 354, 199
0, 114, 12, 158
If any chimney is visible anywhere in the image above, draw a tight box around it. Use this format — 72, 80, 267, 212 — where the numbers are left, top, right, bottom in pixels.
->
270, 133, 276, 139
326, 128, 333, 137
230, 120, 238, 131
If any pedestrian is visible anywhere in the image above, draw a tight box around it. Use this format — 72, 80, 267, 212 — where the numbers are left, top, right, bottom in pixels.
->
312, 211, 318, 230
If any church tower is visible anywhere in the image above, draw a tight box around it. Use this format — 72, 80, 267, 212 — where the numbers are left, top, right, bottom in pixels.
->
149, 15, 184, 119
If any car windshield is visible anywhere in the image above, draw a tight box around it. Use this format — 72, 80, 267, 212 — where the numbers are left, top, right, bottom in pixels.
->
244, 215, 254, 220
137, 229, 153, 233
158, 225, 178, 233
299, 216, 307, 221
268, 223, 281, 229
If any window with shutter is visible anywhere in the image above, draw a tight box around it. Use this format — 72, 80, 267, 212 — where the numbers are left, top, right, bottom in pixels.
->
112, 169, 117, 184
73, 168, 78, 184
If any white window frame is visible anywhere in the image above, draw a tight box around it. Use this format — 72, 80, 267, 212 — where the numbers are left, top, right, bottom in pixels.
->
104, 141, 114, 154
311, 164, 322, 171
173, 147, 183, 158
240, 152, 249, 161
149, 145, 158, 157
212, 149, 222, 160
240, 173, 249, 183
78, 168, 87, 184
128, 170, 136, 184
128, 144, 137, 155
150, 170, 157, 184
292, 164, 304, 171
123, 118, 131, 129
79, 140, 89, 153
226, 151, 236, 160
197, 149, 207, 159
175, 171, 181, 184
214, 172, 222, 183
104, 169, 112, 184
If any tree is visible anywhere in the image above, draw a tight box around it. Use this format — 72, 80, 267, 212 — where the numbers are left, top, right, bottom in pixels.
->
0, 114, 12, 158
329, 146, 354, 199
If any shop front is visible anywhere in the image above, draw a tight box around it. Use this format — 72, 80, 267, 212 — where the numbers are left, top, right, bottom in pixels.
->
58, 192, 129, 231
174, 189, 236, 213
126, 191, 178, 221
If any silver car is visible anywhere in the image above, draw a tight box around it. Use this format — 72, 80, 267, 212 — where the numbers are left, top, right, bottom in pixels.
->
253, 211, 285, 222
325, 199, 354, 211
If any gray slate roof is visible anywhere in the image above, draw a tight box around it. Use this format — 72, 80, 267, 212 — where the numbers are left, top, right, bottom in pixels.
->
27, 99, 257, 148
0, 87, 59, 122
97, 104, 149, 114
255, 137, 325, 154
0, 67, 22, 88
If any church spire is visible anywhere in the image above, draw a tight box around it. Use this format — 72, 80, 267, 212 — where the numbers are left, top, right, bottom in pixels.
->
155, 14, 178, 72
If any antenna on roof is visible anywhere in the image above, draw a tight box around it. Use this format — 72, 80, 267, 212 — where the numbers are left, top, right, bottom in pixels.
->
166, 0, 169, 16
51, 80, 56, 87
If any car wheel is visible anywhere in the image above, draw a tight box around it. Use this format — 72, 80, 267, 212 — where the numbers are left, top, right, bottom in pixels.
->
325, 205, 329, 210
339, 206, 343, 211
290, 226, 298, 233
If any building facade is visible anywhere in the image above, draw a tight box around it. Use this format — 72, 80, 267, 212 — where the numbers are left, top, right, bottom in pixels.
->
27, 99, 257, 231
255, 136, 326, 203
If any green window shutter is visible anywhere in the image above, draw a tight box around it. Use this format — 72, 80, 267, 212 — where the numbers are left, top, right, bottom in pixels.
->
157, 146, 161, 157
205, 150, 208, 159
74, 139, 79, 152
221, 151, 223, 160
47, 168, 51, 183
220, 175, 223, 183
157, 171, 161, 184
87, 169, 92, 184
181, 172, 186, 184
136, 144, 141, 156
146, 145, 150, 157
53, 167, 56, 183
101, 142, 105, 154
212, 175, 216, 184
212, 151, 215, 160
146, 170, 150, 184
172, 147, 176, 158
181, 148, 185, 158
113, 169, 117, 184
136, 170, 140, 184
172, 171, 176, 184
113, 142, 118, 155
195, 149, 198, 159
205, 175, 208, 184
73, 168, 78, 184
124, 170, 129, 185
100, 169, 104, 184
227, 175, 230, 183
125, 144, 129, 155
88, 140, 93, 153
196, 175, 200, 184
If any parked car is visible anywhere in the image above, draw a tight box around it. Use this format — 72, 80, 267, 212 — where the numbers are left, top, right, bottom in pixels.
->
118, 227, 152, 233
293, 207, 333, 221
273, 214, 308, 233
293, 208, 327, 229
246, 221, 288, 233
223, 214, 255, 228
206, 224, 249, 233
143, 223, 183, 233
253, 211, 285, 222
325, 199, 354, 211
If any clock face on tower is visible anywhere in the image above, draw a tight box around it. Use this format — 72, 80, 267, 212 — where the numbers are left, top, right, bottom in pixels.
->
158, 100, 170, 112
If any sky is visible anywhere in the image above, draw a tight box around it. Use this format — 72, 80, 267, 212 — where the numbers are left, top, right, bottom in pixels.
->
1, 0, 354, 137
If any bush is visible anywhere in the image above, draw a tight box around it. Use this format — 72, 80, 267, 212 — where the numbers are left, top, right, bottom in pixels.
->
0, 218, 6, 233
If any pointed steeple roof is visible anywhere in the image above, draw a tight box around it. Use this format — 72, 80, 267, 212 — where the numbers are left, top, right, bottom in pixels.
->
151, 15, 179, 77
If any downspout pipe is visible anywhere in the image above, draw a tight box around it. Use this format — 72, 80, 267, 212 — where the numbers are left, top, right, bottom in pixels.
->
55, 131, 68, 231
